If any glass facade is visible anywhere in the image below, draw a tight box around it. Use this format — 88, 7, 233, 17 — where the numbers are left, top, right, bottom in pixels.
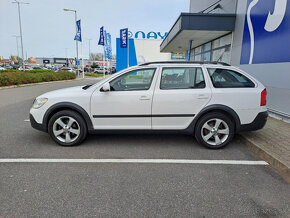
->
189, 33, 232, 63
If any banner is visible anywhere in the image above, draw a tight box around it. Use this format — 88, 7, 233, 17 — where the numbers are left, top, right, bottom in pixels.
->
120, 28, 128, 48
74, 20, 82, 42
104, 31, 112, 60
98, 26, 104, 46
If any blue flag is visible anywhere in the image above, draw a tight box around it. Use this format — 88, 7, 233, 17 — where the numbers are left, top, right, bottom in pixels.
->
98, 26, 104, 46
106, 33, 112, 60
103, 31, 112, 60
120, 28, 128, 48
74, 20, 82, 42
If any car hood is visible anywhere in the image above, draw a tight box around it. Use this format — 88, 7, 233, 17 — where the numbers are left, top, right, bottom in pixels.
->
37, 86, 85, 99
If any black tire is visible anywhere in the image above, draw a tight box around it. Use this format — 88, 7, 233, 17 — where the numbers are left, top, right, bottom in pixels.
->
195, 112, 234, 149
48, 110, 87, 146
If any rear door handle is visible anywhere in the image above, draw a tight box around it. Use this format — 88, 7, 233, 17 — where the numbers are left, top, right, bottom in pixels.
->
139, 96, 150, 100
197, 94, 209, 100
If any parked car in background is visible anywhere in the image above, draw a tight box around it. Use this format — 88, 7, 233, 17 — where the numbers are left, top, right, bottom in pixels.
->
30, 61, 268, 148
17, 65, 33, 70
111, 67, 116, 73
60, 67, 75, 73
94, 67, 108, 74
0, 66, 5, 70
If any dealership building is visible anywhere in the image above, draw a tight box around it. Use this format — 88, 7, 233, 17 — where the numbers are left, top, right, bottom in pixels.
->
160, 0, 290, 117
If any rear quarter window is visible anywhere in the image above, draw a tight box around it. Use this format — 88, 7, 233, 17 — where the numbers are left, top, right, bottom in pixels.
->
207, 68, 255, 88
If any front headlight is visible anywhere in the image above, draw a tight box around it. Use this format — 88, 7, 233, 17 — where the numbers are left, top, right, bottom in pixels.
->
32, 98, 48, 109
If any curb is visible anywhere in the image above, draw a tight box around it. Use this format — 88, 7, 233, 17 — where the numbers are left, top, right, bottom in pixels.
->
0, 78, 85, 90
239, 135, 290, 183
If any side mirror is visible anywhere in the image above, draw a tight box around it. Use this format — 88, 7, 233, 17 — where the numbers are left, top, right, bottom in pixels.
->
101, 82, 110, 92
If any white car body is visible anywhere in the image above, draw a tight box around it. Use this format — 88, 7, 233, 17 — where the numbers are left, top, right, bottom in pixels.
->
30, 62, 268, 148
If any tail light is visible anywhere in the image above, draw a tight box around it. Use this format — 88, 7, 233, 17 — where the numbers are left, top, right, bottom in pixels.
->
260, 88, 267, 106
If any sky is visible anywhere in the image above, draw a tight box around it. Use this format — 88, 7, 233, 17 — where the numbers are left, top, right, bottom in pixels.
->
0, 0, 188, 59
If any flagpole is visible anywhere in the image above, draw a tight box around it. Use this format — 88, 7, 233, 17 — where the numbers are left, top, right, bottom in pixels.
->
81, 41, 84, 78
127, 33, 130, 68
74, 11, 79, 78
103, 46, 105, 78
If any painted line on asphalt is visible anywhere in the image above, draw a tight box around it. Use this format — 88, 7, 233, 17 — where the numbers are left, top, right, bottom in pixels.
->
0, 159, 268, 165
24, 119, 30, 122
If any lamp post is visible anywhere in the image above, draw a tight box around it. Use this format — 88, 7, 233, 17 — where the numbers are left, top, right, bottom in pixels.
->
12, 0, 29, 70
63, 8, 79, 77
12, 35, 20, 58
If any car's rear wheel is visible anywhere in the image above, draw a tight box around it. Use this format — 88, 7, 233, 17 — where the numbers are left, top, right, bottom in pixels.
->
195, 112, 234, 149
48, 110, 87, 146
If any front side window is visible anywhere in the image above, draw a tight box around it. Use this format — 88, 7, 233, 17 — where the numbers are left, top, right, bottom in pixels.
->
109, 68, 155, 91
207, 68, 255, 88
160, 67, 205, 90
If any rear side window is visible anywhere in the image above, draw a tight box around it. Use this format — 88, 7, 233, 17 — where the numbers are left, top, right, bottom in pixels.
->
207, 68, 255, 88
160, 67, 205, 89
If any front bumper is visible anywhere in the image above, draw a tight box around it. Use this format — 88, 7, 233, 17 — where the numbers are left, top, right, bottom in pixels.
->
30, 114, 47, 132
239, 111, 268, 132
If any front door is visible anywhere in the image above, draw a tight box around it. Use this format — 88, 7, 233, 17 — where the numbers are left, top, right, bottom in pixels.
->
91, 68, 157, 129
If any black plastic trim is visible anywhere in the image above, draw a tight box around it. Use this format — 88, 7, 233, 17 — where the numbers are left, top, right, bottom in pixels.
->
93, 114, 195, 118
30, 114, 46, 132
239, 111, 268, 132
183, 104, 241, 134
42, 102, 94, 132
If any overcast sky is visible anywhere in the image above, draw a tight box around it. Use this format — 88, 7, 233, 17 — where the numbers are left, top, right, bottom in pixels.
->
0, 0, 188, 59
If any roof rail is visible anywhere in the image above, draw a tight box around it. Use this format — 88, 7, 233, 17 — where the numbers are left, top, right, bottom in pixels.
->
139, 61, 231, 66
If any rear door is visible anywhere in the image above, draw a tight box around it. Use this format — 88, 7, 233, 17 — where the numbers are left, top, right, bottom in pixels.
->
152, 66, 212, 130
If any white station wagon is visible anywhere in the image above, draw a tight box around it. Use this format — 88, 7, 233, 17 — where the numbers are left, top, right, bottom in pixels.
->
30, 61, 268, 148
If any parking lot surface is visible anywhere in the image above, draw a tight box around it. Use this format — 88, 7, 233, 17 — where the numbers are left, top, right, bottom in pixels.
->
0, 79, 289, 217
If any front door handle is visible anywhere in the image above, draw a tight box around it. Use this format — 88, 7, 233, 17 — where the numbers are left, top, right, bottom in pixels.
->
139, 96, 150, 100
197, 94, 209, 100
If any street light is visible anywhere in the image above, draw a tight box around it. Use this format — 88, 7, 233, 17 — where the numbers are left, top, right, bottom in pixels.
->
12, 0, 29, 70
63, 8, 79, 77
12, 35, 20, 58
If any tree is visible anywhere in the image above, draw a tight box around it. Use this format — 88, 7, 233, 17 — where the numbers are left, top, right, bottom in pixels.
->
89, 53, 103, 61
91, 62, 99, 68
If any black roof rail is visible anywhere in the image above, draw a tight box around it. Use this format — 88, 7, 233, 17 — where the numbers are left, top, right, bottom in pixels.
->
139, 61, 231, 66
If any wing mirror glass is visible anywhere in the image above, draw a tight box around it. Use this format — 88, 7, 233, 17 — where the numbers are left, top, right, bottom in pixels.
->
101, 82, 111, 92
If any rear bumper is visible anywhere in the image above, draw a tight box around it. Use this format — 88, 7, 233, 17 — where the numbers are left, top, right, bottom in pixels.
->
30, 114, 47, 132
238, 111, 268, 132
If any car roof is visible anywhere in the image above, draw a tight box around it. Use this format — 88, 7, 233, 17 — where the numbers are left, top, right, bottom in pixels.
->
139, 61, 231, 67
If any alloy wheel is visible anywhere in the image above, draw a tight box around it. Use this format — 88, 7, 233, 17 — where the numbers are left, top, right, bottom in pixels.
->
201, 118, 230, 146
52, 116, 80, 143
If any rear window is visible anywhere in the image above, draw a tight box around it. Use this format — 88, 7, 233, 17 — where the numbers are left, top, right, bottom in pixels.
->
207, 68, 255, 88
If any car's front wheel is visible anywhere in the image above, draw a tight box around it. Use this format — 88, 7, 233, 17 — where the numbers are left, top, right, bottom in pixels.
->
195, 112, 234, 149
48, 110, 87, 146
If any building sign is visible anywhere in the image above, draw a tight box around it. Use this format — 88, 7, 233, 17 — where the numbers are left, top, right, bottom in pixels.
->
54, 58, 68, 64
128, 31, 168, 40
241, 0, 290, 64
171, 53, 186, 60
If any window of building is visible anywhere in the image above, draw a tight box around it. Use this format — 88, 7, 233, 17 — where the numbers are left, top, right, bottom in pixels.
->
160, 67, 205, 89
202, 42, 211, 52
110, 68, 155, 91
189, 33, 232, 64
207, 68, 255, 88
213, 34, 232, 49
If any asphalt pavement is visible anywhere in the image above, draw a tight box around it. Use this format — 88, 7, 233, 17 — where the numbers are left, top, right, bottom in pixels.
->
0, 78, 289, 217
